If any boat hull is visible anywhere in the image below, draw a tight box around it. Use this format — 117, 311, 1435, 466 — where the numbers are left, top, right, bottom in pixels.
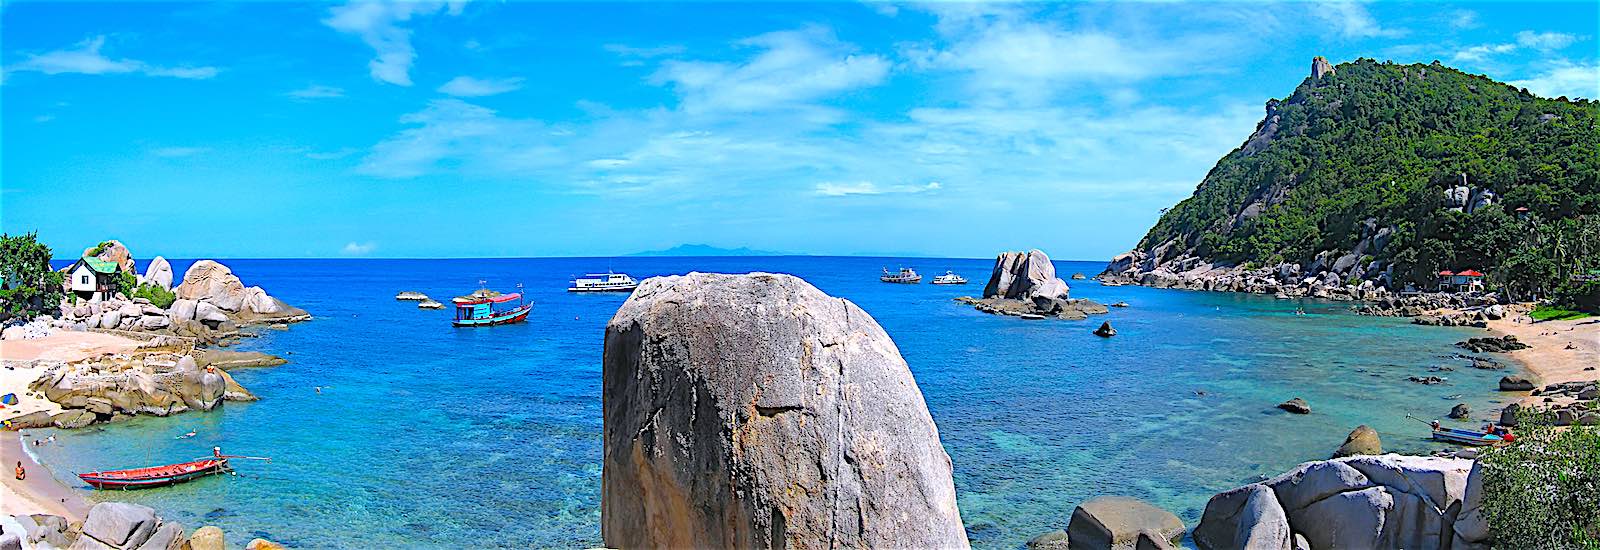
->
452, 304, 532, 327
1431, 428, 1504, 446
79, 459, 229, 490
566, 286, 638, 293
880, 277, 922, 284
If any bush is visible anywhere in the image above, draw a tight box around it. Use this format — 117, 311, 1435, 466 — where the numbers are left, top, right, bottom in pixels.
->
131, 283, 176, 309
1479, 409, 1600, 549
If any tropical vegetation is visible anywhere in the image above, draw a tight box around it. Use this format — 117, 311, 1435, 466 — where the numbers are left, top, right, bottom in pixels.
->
1479, 410, 1600, 549
1137, 59, 1599, 307
0, 232, 65, 319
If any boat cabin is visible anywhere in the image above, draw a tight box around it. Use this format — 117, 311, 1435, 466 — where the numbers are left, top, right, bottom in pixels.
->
1437, 269, 1485, 293
66, 257, 119, 301
451, 291, 531, 327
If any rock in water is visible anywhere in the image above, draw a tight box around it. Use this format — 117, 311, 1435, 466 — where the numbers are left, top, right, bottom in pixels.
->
176, 260, 250, 311
601, 272, 968, 549
1278, 397, 1311, 414
1332, 425, 1381, 458
1066, 496, 1185, 549
1094, 322, 1117, 337
1498, 376, 1536, 391
984, 249, 1071, 301
1448, 403, 1471, 419
144, 256, 174, 290
188, 526, 226, 550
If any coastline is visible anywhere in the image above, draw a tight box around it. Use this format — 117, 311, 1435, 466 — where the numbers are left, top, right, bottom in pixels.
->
1, 431, 89, 521
1482, 312, 1599, 406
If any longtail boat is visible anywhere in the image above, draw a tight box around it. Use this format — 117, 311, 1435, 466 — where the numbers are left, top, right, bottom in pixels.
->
1431, 426, 1510, 446
452, 284, 532, 327
77, 447, 267, 490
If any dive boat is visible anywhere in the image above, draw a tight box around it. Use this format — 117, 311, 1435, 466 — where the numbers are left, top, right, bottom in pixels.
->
568, 272, 639, 293
452, 286, 532, 327
78, 447, 265, 490
880, 267, 922, 284
930, 271, 967, 285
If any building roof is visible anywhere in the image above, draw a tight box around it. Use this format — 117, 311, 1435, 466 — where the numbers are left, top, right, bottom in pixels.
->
75, 257, 120, 274
1438, 270, 1455, 276
1458, 270, 1484, 277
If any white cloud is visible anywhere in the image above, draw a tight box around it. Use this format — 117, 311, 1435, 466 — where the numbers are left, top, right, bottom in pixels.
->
341, 241, 377, 255
1514, 31, 1579, 50
1453, 43, 1517, 62
1309, 2, 1404, 39
8, 36, 218, 79
814, 181, 941, 197
1509, 62, 1599, 100
1448, 10, 1480, 30
437, 76, 524, 97
288, 85, 346, 99
650, 27, 890, 113
323, 1, 465, 86
151, 147, 208, 158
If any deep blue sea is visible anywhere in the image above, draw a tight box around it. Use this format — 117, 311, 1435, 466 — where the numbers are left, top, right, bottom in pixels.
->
28, 257, 1516, 548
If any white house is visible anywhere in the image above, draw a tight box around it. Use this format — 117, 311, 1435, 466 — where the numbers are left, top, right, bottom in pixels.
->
65, 257, 119, 301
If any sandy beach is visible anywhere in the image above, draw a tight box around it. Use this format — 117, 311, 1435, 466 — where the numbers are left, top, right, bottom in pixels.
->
1, 431, 89, 520
1483, 311, 1600, 406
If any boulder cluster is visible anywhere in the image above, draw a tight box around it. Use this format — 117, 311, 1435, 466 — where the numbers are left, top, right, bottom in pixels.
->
1193, 454, 1489, 550
1, 502, 282, 550
958, 250, 1109, 320
1456, 335, 1529, 353
5, 350, 259, 429
1502, 382, 1600, 427
52, 258, 308, 341
600, 272, 968, 548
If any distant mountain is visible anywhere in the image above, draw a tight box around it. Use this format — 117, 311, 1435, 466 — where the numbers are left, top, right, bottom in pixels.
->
628, 244, 788, 257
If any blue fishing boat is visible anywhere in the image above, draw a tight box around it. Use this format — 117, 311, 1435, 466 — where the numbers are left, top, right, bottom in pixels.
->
452, 284, 532, 327
1428, 421, 1513, 446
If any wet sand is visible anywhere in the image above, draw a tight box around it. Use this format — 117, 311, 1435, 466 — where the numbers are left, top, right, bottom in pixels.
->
1, 432, 89, 520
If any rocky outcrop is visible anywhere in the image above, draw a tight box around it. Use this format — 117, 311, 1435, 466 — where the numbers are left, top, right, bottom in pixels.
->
28, 353, 241, 427
1094, 321, 1116, 337
600, 272, 968, 549
1332, 425, 1382, 458
6, 504, 252, 550
1499, 375, 1536, 391
1277, 397, 1311, 414
142, 257, 173, 290
1066, 496, 1185, 549
1311, 56, 1335, 79
963, 250, 1107, 320
84, 240, 135, 274
1195, 455, 1475, 550
175, 260, 307, 322
1458, 335, 1529, 353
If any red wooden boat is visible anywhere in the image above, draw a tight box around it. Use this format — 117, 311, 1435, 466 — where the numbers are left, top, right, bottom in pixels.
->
78, 458, 230, 489
77, 447, 265, 490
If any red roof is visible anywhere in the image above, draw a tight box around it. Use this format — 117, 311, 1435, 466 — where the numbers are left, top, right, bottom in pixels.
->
1514, 207, 1530, 212
1438, 270, 1455, 276
1458, 270, 1484, 277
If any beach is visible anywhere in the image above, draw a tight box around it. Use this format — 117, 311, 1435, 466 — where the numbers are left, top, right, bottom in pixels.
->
1, 431, 88, 520
1484, 312, 1600, 406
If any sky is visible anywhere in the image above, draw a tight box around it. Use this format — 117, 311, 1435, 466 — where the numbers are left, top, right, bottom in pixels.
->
2, 1, 1596, 260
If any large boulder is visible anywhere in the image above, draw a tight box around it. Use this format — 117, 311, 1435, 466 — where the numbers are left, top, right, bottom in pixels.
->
1195, 455, 1472, 550
168, 299, 197, 322
1277, 397, 1311, 414
174, 260, 248, 312
1332, 425, 1382, 458
600, 272, 968, 549
142, 256, 173, 290
194, 302, 229, 324
79, 502, 158, 548
984, 249, 1071, 300
1066, 496, 1185, 549
1193, 484, 1291, 550
84, 240, 135, 274
136, 521, 186, 550
186, 527, 225, 550
1498, 376, 1536, 391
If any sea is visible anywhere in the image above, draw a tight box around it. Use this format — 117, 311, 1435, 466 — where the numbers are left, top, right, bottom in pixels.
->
26, 257, 1516, 548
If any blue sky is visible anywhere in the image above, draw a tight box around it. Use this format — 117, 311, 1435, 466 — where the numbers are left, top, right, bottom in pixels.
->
3, 1, 1596, 260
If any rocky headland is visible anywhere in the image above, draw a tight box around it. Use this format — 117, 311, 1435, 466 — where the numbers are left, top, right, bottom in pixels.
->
957, 250, 1108, 320
2, 500, 282, 550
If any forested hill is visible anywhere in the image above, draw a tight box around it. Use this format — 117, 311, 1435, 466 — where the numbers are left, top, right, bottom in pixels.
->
1114, 57, 1599, 299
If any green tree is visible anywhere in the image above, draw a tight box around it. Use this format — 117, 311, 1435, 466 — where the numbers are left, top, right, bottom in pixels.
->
1479, 410, 1600, 549
0, 232, 65, 319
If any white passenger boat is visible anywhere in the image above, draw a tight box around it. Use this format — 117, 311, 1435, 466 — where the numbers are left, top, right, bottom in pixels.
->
568, 272, 639, 292
930, 271, 967, 285
880, 267, 922, 284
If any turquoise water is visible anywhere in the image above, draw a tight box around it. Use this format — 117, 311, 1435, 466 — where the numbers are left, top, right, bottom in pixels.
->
24, 258, 1514, 548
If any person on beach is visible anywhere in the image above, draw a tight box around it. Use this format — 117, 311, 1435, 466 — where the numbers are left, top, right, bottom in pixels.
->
14, 461, 25, 481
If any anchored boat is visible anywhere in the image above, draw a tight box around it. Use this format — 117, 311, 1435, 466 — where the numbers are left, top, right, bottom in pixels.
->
1417, 417, 1514, 446
78, 447, 267, 490
930, 271, 967, 285
568, 272, 639, 293
880, 267, 922, 284
452, 284, 532, 327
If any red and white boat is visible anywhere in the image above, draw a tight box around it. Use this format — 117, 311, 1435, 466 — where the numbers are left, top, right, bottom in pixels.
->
78, 447, 266, 490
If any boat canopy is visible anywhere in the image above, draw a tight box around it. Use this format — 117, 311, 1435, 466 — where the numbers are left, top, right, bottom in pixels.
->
453, 292, 521, 305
